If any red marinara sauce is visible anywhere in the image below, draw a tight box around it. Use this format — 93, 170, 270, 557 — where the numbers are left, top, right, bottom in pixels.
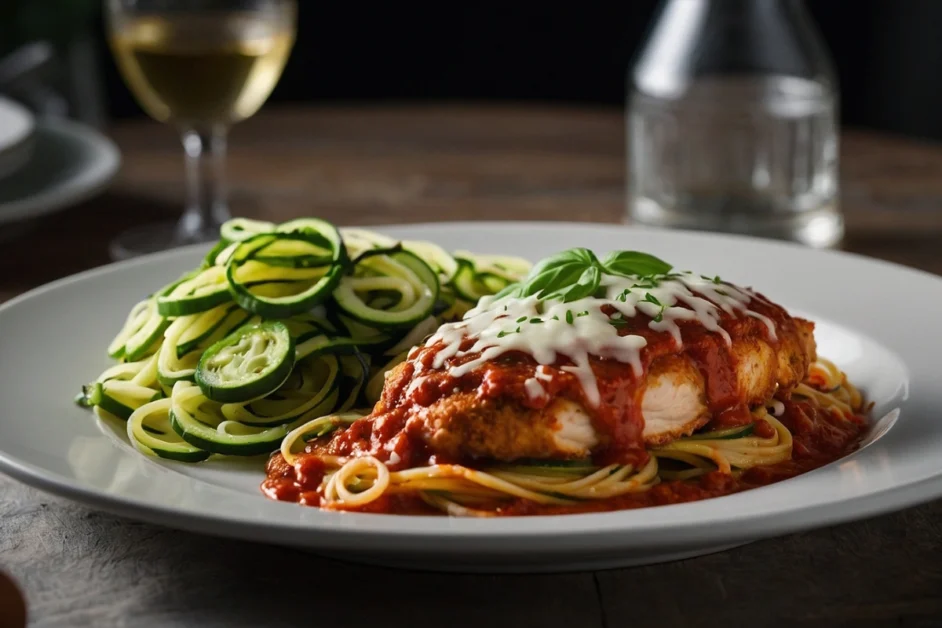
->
493, 399, 867, 516
261, 399, 867, 515
260, 287, 857, 514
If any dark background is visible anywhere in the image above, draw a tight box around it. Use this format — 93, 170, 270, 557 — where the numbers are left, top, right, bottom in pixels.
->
10, 1, 942, 140
96, 0, 942, 140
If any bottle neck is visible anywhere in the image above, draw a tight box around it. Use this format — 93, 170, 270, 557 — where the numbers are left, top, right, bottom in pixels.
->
634, 0, 835, 98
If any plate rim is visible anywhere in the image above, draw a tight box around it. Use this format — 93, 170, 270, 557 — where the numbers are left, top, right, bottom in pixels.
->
0, 96, 35, 182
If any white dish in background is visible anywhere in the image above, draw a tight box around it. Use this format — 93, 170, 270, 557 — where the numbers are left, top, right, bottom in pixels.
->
0, 222, 937, 573
0, 116, 119, 227
0, 95, 35, 182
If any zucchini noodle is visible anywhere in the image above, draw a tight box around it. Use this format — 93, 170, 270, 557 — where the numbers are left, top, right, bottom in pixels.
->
278, 358, 866, 515
76, 217, 529, 462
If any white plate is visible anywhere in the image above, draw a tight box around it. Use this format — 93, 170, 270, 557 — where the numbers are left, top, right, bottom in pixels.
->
0, 96, 35, 182
0, 116, 119, 226
0, 222, 937, 573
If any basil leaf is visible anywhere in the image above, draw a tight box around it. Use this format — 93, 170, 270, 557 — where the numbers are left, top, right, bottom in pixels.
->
544, 265, 601, 303
493, 282, 523, 300
601, 251, 671, 278
521, 248, 599, 298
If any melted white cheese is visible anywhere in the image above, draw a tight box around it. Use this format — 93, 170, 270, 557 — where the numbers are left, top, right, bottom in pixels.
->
534, 365, 554, 382
425, 271, 776, 407
524, 377, 546, 401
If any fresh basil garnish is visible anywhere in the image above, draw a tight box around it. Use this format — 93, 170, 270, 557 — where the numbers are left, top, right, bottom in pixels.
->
602, 251, 672, 278
520, 248, 600, 300
490, 247, 673, 305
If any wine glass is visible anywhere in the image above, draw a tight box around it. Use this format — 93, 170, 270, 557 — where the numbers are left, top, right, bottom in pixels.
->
105, 0, 297, 260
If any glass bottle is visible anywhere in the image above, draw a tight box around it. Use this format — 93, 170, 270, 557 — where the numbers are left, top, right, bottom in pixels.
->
627, 0, 841, 248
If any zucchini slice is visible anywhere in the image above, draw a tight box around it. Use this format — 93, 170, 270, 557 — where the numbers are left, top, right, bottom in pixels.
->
220, 353, 340, 427
333, 250, 439, 328
401, 240, 459, 284
169, 382, 289, 456
455, 251, 532, 282
339, 227, 398, 257
220, 217, 276, 242
226, 224, 347, 318
157, 266, 232, 317
175, 303, 253, 359
107, 298, 150, 359
123, 297, 170, 362
202, 238, 234, 269
450, 253, 531, 302
451, 258, 489, 302
195, 320, 295, 404
84, 380, 161, 421
157, 316, 203, 387
127, 398, 210, 462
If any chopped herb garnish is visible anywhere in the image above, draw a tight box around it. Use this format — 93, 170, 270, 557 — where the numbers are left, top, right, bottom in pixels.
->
497, 330, 510, 338
716, 289, 728, 296
577, 311, 589, 317
713, 275, 722, 284
551, 315, 559, 321
643, 293, 662, 306
530, 317, 543, 324
653, 310, 664, 323
565, 311, 574, 324
516, 316, 528, 323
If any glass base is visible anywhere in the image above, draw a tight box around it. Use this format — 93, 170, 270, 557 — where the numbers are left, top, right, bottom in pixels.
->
109, 221, 219, 262
628, 197, 844, 249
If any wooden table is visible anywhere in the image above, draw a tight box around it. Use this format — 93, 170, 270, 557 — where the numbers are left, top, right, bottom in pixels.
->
2, 105, 942, 627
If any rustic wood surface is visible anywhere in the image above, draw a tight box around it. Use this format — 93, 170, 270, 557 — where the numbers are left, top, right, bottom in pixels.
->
1, 105, 942, 627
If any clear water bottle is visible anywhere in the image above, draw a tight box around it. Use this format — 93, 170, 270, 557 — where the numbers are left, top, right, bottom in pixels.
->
627, 0, 842, 248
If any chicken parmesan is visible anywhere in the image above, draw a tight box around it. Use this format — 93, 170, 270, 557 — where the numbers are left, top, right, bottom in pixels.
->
264, 247, 869, 516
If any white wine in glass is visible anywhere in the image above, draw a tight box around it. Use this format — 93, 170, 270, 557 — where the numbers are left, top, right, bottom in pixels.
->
105, 0, 297, 260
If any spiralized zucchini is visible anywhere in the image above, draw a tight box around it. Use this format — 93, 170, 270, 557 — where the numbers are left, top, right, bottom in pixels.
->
76, 217, 531, 462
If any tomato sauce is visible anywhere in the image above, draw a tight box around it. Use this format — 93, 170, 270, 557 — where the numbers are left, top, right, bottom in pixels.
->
281, 287, 800, 465
260, 288, 860, 515
262, 398, 867, 515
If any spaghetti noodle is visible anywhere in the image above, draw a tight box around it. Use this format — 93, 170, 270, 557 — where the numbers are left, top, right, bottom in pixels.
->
265, 358, 868, 516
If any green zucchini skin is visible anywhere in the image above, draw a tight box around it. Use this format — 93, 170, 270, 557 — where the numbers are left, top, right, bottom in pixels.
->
79, 219, 531, 464
195, 321, 295, 404
685, 423, 756, 440
225, 225, 348, 318
169, 407, 288, 457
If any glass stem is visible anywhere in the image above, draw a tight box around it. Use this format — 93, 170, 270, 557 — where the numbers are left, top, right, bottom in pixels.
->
178, 125, 231, 243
